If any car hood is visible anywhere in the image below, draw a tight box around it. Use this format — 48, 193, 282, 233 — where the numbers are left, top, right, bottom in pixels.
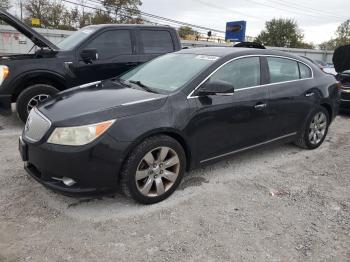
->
0, 10, 58, 50
38, 80, 168, 125
333, 44, 350, 73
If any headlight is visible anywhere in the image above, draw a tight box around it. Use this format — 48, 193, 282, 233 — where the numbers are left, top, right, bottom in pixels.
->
0, 65, 9, 86
47, 120, 115, 146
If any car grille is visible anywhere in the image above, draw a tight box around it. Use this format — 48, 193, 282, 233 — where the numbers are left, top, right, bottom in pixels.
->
24, 108, 51, 142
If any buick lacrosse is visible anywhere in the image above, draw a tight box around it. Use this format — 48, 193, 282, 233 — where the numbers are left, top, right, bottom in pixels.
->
19, 47, 340, 204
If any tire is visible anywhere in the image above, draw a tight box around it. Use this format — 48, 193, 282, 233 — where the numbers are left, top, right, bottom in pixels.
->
16, 84, 59, 122
294, 106, 330, 149
120, 135, 186, 204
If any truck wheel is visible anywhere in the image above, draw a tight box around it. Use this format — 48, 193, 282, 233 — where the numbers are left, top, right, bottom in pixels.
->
16, 84, 59, 122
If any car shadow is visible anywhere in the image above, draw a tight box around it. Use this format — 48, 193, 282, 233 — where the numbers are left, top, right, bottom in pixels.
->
36, 141, 308, 222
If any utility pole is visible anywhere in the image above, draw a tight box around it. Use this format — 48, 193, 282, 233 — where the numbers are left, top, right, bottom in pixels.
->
19, 0, 23, 21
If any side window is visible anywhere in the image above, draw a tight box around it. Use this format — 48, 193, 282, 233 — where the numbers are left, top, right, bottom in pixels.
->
140, 30, 174, 54
85, 30, 132, 60
299, 63, 312, 79
267, 57, 299, 83
209, 57, 260, 90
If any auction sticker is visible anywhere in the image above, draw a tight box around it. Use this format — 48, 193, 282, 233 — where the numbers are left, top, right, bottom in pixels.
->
195, 55, 219, 61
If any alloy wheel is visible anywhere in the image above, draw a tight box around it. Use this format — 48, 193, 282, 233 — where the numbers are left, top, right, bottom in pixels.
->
135, 146, 180, 197
27, 94, 50, 113
308, 112, 327, 145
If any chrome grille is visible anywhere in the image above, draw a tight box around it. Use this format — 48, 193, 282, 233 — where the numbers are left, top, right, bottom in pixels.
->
24, 108, 51, 142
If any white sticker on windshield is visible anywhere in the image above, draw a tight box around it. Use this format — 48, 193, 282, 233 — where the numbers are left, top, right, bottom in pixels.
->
80, 28, 95, 34
195, 55, 219, 61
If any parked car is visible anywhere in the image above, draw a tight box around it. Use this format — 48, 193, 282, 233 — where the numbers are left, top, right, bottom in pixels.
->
300, 56, 336, 75
19, 47, 340, 204
333, 44, 350, 112
0, 10, 181, 122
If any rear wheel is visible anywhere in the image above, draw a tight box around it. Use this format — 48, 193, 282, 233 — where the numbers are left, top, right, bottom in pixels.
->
16, 84, 59, 122
295, 106, 329, 149
121, 135, 186, 204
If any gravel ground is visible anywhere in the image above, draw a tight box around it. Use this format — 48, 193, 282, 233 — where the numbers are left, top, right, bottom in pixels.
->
0, 110, 349, 262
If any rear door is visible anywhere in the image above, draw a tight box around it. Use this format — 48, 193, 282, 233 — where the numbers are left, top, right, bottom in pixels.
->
136, 29, 176, 64
264, 56, 315, 139
189, 56, 271, 162
74, 29, 137, 85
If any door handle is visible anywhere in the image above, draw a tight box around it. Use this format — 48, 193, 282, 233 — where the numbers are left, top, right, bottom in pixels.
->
254, 103, 267, 110
305, 92, 315, 97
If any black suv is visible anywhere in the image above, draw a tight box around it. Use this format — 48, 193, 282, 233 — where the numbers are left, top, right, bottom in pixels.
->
0, 10, 181, 121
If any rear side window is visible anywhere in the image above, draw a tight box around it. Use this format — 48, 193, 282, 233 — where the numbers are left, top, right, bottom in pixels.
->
299, 63, 312, 79
140, 30, 174, 54
209, 57, 261, 90
267, 57, 299, 83
85, 30, 132, 60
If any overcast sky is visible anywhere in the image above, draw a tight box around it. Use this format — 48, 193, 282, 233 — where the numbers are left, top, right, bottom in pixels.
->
140, 0, 350, 44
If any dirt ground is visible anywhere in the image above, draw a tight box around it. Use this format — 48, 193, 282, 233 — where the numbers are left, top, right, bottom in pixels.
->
0, 111, 349, 262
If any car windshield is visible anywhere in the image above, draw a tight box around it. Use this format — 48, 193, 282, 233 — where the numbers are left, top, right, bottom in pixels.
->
57, 27, 97, 50
120, 53, 219, 93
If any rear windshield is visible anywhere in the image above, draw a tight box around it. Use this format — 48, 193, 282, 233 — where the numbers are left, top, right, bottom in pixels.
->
57, 27, 97, 50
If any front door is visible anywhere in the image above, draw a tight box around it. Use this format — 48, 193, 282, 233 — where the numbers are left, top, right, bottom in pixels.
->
187, 56, 271, 162
73, 29, 137, 85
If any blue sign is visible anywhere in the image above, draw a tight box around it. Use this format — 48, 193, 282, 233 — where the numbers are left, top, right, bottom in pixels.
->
225, 21, 246, 42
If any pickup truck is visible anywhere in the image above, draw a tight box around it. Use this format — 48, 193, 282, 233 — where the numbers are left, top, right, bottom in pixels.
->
0, 10, 181, 121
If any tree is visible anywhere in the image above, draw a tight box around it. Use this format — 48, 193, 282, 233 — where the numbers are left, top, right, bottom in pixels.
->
178, 26, 198, 40
0, 0, 11, 10
255, 18, 312, 48
23, 0, 143, 29
335, 19, 350, 47
102, 0, 143, 24
319, 39, 337, 50
319, 19, 350, 50
91, 9, 114, 25
24, 0, 54, 27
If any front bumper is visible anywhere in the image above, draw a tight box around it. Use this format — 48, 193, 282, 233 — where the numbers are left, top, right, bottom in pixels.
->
340, 88, 350, 112
19, 134, 132, 195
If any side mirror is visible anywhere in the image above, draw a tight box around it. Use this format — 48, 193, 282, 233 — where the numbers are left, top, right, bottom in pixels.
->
80, 48, 98, 64
196, 80, 235, 96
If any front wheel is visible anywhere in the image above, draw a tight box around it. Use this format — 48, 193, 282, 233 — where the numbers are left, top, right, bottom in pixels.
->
121, 135, 186, 204
295, 106, 329, 149
16, 84, 59, 122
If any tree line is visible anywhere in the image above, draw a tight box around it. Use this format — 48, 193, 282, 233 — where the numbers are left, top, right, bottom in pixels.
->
1, 1, 349, 50
2, 0, 143, 30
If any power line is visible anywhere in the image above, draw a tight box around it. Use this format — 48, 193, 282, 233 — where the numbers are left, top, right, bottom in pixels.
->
268, 0, 348, 19
263, 0, 348, 20
83, 0, 225, 33
242, 0, 347, 21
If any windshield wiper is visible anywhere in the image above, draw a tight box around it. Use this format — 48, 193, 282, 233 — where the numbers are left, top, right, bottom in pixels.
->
129, 80, 158, 94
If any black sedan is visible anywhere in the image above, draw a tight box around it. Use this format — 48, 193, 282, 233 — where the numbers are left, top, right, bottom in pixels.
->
19, 47, 340, 204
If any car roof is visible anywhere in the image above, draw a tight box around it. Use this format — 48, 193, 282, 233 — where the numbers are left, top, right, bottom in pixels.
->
84, 24, 173, 30
177, 47, 304, 60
